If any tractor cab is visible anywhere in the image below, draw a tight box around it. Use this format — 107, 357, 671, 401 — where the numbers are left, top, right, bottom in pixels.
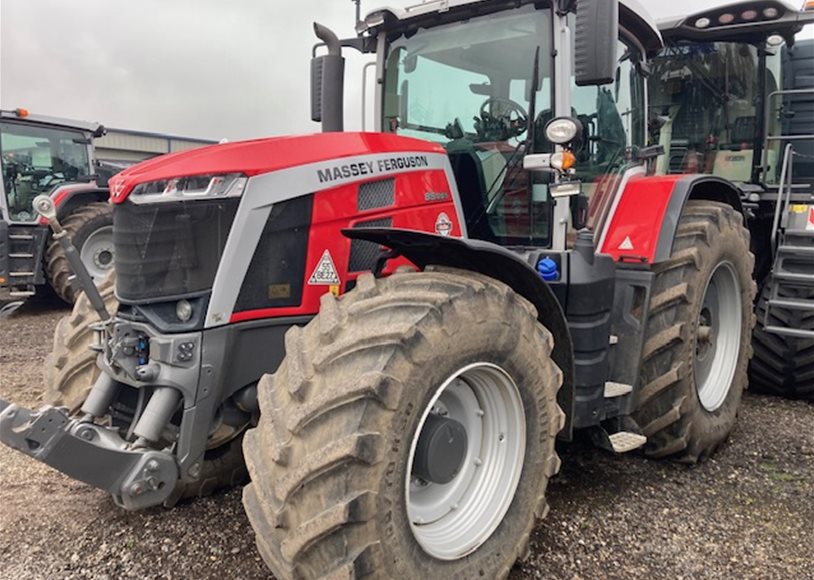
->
651, 1, 814, 188
324, 0, 662, 254
0, 109, 100, 222
0, 109, 111, 303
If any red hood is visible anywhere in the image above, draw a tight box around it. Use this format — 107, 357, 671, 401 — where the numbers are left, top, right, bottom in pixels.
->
109, 132, 445, 203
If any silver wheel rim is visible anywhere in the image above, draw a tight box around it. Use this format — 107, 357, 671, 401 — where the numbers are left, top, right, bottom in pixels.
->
405, 362, 526, 560
694, 261, 741, 412
79, 226, 114, 280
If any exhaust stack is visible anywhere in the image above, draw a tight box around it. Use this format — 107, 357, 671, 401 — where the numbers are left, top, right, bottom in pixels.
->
311, 23, 345, 132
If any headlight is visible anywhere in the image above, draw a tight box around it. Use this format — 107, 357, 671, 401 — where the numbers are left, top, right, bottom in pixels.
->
130, 173, 248, 203
176, 299, 193, 322
545, 117, 582, 146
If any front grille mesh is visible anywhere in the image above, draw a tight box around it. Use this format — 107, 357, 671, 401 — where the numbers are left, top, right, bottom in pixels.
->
349, 217, 392, 272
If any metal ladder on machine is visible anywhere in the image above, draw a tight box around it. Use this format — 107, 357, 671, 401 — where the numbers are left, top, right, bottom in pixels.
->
6, 227, 38, 299
763, 142, 814, 339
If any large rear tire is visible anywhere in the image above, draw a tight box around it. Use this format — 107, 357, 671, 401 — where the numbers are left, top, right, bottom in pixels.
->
633, 201, 756, 463
43, 272, 246, 501
749, 282, 814, 399
45, 201, 115, 304
242, 268, 564, 579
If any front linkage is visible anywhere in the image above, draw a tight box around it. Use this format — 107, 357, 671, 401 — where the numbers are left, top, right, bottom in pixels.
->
0, 401, 177, 510
0, 195, 183, 509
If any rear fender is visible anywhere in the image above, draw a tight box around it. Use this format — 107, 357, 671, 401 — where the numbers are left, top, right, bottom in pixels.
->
343, 227, 576, 439
599, 174, 744, 265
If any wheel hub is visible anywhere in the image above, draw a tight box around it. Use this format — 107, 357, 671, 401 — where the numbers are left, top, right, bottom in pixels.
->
405, 363, 526, 561
694, 262, 742, 412
79, 226, 115, 280
412, 413, 468, 485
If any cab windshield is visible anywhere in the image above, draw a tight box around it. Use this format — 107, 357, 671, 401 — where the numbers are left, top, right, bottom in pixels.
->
382, 4, 554, 246
1, 121, 91, 221
382, 4, 647, 247
649, 41, 768, 182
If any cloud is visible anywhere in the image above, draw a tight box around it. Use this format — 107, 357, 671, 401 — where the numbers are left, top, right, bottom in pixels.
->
0, 0, 746, 140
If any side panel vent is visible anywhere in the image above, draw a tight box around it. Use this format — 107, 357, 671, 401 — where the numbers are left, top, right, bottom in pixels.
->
358, 178, 395, 211
349, 217, 392, 272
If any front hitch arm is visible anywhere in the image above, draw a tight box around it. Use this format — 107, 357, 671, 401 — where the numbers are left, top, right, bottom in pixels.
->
32, 195, 110, 321
0, 400, 178, 510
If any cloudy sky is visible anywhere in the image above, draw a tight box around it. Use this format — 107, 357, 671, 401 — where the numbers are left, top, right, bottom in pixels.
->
0, 0, 762, 140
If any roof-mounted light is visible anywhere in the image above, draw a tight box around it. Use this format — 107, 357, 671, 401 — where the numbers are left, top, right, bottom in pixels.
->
767, 34, 785, 47
763, 7, 780, 18
358, 11, 386, 33
741, 9, 758, 21
14, 107, 29, 118
695, 17, 711, 29
718, 13, 736, 24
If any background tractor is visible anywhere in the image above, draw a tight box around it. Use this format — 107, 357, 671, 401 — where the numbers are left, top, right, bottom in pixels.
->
0, 108, 114, 304
0, 1, 759, 578
650, 1, 814, 398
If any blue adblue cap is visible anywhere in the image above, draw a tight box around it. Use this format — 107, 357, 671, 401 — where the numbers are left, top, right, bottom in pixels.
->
537, 257, 559, 282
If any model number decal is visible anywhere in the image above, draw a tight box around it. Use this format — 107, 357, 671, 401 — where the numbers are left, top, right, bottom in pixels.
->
316, 155, 430, 184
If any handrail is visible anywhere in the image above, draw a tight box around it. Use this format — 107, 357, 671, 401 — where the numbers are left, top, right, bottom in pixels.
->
770, 143, 795, 253
761, 87, 814, 181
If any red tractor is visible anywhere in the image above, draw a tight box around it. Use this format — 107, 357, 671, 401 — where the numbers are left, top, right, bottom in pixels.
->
0, 1, 756, 578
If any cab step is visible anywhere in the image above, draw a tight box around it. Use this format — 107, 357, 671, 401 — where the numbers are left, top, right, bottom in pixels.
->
608, 431, 648, 453
7, 290, 35, 298
604, 381, 633, 398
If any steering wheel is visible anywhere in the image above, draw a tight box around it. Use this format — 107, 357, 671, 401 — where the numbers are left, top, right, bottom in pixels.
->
477, 98, 529, 141
479, 98, 528, 125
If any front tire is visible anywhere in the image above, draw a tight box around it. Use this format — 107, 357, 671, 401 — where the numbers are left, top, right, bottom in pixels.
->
633, 201, 756, 463
242, 268, 564, 579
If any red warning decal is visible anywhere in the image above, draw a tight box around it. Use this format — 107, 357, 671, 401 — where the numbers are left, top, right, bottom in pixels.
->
809, 207, 814, 231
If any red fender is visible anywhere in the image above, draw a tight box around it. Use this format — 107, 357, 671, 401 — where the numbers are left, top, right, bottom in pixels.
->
599, 174, 743, 264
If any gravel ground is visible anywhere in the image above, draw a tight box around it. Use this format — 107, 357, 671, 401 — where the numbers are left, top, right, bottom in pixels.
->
1, 300, 812, 579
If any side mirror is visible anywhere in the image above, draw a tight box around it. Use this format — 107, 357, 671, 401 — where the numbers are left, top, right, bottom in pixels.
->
574, 0, 619, 87
310, 23, 345, 132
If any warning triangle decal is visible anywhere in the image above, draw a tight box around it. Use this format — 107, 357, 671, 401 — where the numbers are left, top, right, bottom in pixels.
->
618, 236, 635, 251
309, 250, 341, 285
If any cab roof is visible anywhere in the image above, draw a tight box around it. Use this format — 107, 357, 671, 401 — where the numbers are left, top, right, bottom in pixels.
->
360, 0, 663, 55
0, 109, 104, 137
